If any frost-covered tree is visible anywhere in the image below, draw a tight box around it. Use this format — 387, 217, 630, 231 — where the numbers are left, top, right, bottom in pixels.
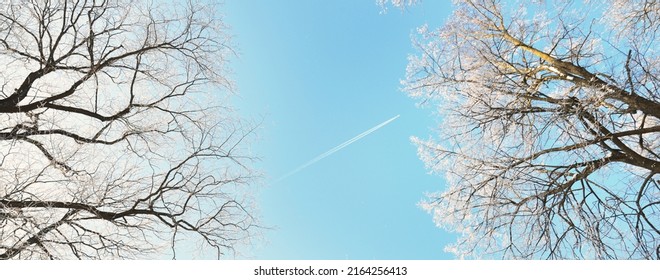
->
400, 0, 659, 259
0, 0, 258, 259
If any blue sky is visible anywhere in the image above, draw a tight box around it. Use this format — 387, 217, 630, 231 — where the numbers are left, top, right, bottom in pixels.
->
223, 0, 455, 259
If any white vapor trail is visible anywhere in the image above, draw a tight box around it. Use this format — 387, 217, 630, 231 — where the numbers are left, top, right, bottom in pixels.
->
276, 114, 400, 182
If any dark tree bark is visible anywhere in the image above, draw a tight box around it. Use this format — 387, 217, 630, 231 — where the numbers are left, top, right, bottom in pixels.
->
0, 0, 258, 259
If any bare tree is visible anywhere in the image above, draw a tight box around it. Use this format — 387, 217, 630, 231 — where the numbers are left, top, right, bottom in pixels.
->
400, 0, 659, 259
0, 0, 258, 259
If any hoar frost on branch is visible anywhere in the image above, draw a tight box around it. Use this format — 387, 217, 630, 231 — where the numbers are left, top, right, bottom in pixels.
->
0, 0, 259, 259
402, 0, 659, 259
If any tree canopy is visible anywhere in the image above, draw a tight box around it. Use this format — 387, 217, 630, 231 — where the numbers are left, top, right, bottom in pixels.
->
0, 0, 258, 259
402, 0, 659, 259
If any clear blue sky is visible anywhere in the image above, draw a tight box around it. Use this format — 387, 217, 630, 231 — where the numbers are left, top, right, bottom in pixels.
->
223, 0, 455, 259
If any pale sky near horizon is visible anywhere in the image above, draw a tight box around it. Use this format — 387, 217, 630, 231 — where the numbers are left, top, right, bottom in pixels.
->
224, 0, 456, 259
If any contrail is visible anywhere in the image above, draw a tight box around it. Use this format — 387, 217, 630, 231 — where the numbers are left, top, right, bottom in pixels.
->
276, 114, 400, 182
